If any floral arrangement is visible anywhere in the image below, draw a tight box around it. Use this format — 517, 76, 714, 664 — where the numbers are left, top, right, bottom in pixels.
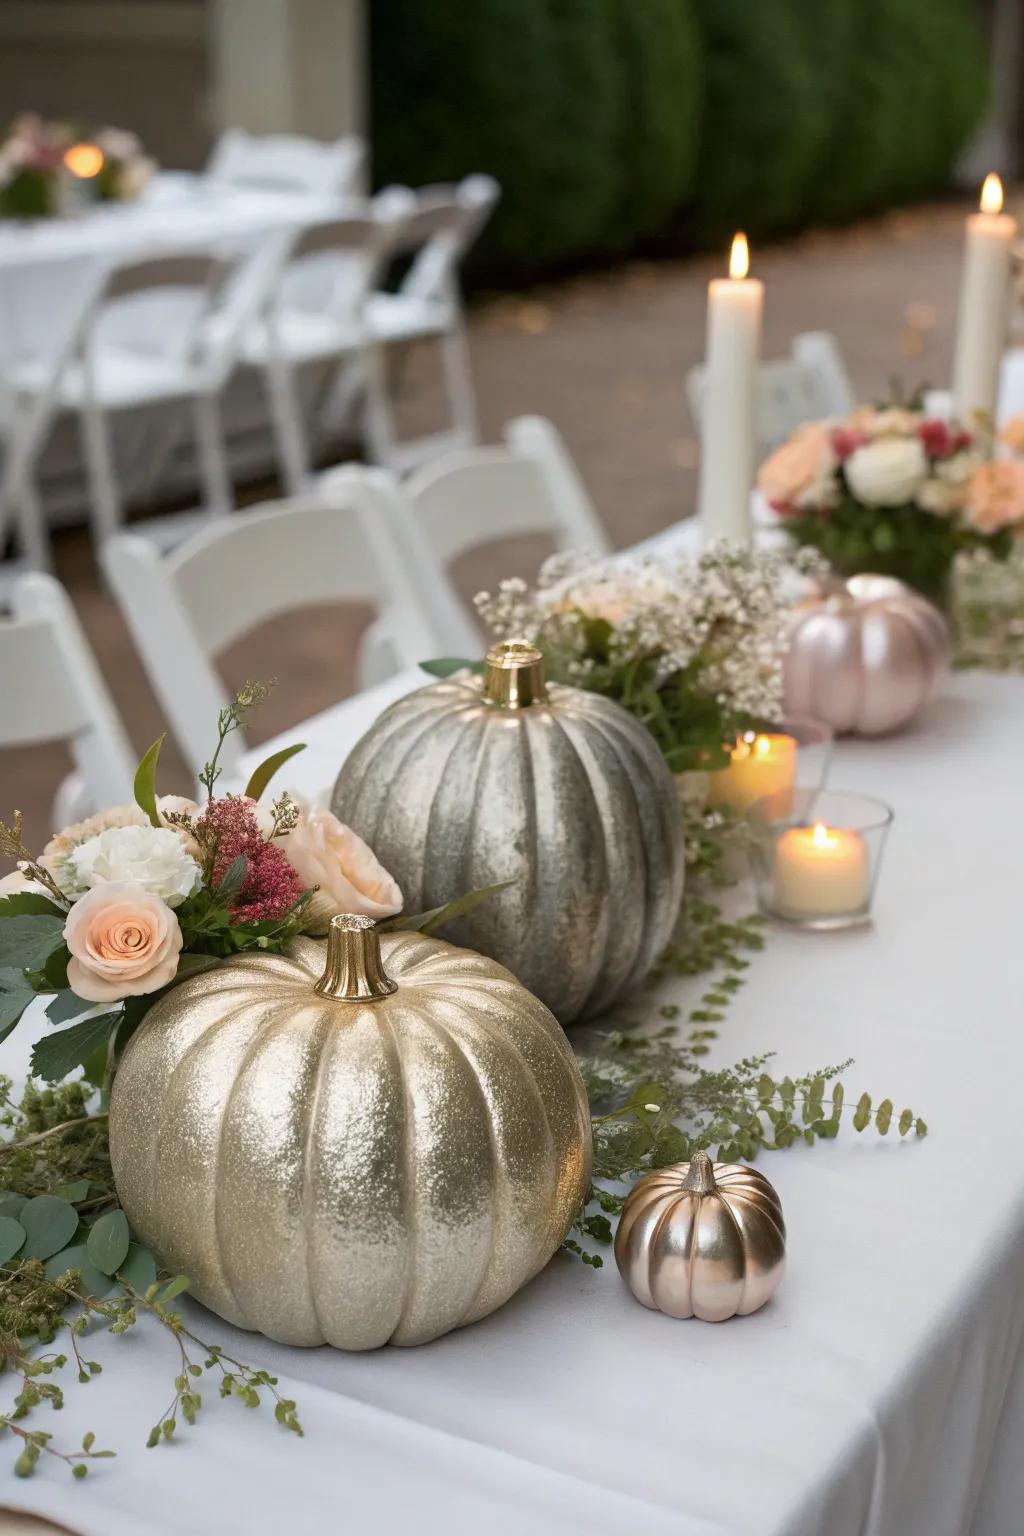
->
759, 404, 1024, 606
469, 542, 824, 772
0, 685, 402, 1086
0, 115, 155, 221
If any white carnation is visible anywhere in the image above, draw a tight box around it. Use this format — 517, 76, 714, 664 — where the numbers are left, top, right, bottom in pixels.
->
66, 825, 200, 907
845, 437, 928, 507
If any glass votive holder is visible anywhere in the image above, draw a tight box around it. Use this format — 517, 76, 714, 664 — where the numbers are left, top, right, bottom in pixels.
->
748, 788, 894, 930
706, 713, 833, 817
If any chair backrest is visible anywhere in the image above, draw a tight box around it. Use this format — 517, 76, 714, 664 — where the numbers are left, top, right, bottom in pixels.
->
688, 356, 834, 455
84, 248, 241, 382
1, 573, 136, 808
274, 205, 406, 327
383, 175, 500, 304
359, 416, 608, 655
206, 129, 365, 199
102, 471, 441, 783
791, 331, 856, 418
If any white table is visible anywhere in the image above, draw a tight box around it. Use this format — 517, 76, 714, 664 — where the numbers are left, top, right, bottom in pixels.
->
4, 667, 1024, 1535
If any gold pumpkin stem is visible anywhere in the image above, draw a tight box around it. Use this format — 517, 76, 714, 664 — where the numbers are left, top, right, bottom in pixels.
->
484, 640, 548, 709
315, 914, 398, 1002
680, 1150, 718, 1196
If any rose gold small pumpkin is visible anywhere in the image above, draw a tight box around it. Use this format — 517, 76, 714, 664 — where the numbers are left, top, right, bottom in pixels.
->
614, 1152, 785, 1322
784, 574, 950, 736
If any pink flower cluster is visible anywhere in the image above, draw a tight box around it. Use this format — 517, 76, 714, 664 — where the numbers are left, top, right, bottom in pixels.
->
196, 797, 302, 924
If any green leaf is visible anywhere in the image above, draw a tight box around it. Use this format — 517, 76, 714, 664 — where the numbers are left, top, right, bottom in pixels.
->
19, 1195, 79, 1260
0, 1193, 27, 1221
158, 1275, 190, 1303
42, 944, 70, 991
172, 954, 220, 984
380, 880, 515, 936
117, 1242, 158, 1293
0, 893, 66, 918
31, 1012, 121, 1083
0, 1215, 26, 1264
87, 1209, 130, 1277
242, 742, 306, 802
0, 914, 65, 970
56, 1180, 91, 1204
134, 734, 165, 827
898, 1107, 913, 1137
217, 856, 248, 897
852, 1092, 872, 1133
418, 657, 484, 678
0, 967, 36, 1040
46, 989, 93, 1025
915, 1118, 928, 1138
875, 1098, 893, 1135
43, 1242, 116, 1299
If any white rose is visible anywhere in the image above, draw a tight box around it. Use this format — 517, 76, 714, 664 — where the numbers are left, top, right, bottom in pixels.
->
936, 450, 981, 487
67, 825, 200, 908
845, 437, 928, 507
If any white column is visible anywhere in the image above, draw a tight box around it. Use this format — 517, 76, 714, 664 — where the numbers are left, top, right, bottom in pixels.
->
210, 0, 366, 142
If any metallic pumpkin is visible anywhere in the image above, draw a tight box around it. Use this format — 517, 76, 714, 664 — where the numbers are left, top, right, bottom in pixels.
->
784, 573, 950, 736
331, 642, 686, 1025
614, 1152, 785, 1322
109, 914, 592, 1350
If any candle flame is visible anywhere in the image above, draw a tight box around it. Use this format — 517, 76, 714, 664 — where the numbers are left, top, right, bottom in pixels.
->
729, 232, 750, 280
755, 736, 771, 756
64, 143, 104, 179
980, 173, 1004, 216
812, 822, 832, 848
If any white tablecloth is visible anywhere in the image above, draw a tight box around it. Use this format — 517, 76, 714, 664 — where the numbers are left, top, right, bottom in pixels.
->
4, 666, 1024, 1533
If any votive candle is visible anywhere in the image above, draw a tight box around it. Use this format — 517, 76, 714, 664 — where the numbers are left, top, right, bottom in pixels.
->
708, 732, 797, 814
771, 822, 870, 921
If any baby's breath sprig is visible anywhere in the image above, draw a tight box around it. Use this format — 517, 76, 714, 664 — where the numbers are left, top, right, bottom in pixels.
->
198, 680, 275, 799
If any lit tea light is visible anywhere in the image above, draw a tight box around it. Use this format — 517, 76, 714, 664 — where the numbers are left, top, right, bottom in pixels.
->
772, 821, 869, 922
64, 143, 105, 180
708, 730, 797, 814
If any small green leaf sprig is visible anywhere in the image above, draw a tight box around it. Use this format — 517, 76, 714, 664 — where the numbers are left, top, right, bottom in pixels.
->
565, 802, 927, 1266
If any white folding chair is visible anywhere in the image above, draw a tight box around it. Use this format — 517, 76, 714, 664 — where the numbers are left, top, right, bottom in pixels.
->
363, 175, 500, 473
6, 251, 241, 553
101, 469, 441, 785
791, 331, 856, 418
688, 354, 837, 456
1, 572, 136, 828
238, 200, 409, 495
205, 130, 366, 200
335, 415, 609, 667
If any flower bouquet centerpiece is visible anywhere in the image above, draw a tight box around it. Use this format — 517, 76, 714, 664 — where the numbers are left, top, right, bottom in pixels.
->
0, 688, 404, 1086
0, 116, 155, 221
472, 542, 821, 782
759, 404, 1024, 607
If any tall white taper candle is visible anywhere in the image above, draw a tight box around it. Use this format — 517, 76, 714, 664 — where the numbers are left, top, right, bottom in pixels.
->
952, 174, 1017, 425
697, 233, 764, 546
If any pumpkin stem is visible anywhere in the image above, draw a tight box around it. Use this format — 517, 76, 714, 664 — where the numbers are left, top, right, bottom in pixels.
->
484, 640, 548, 709
315, 914, 398, 1002
680, 1150, 718, 1196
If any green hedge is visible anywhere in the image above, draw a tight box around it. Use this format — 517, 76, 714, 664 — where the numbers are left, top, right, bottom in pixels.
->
371, 0, 988, 282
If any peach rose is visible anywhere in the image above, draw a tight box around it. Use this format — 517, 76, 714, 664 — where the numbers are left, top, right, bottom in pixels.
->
282, 795, 402, 935
757, 423, 836, 510
964, 461, 1024, 534
64, 883, 183, 1003
998, 414, 1024, 456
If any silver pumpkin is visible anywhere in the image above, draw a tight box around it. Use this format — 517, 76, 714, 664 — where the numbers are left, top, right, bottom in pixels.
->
331, 641, 686, 1025
784, 573, 950, 736
614, 1152, 786, 1322
109, 915, 592, 1350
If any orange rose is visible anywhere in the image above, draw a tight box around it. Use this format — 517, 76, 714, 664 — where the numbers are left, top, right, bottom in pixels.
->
64, 883, 183, 1003
998, 414, 1024, 456
757, 423, 835, 509
964, 461, 1024, 534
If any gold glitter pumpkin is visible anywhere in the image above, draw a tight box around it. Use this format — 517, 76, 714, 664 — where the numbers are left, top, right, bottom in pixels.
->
331, 641, 686, 1025
109, 915, 592, 1350
614, 1153, 785, 1322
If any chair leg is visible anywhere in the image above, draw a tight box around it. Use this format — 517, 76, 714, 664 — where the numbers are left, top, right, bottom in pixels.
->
13, 474, 52, 571
362, 344, 400, 468
79, 401, 122, 545
193, 394, 233, 517
439, 322, 479, 446
264, 357, 310, 496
